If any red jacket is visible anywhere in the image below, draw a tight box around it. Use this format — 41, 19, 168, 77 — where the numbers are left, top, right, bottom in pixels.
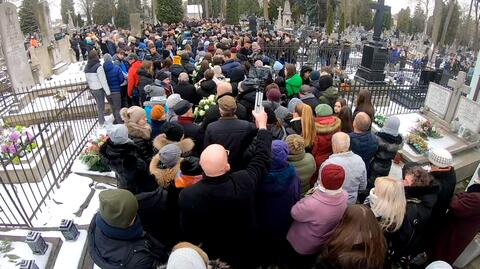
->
127, 60, 143, 97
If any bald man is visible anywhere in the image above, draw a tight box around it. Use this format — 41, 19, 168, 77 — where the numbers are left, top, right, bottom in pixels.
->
179, 109, 270, 269
349, 112, 379, 177
201, 82, 249, 130
320, 132, 367, 204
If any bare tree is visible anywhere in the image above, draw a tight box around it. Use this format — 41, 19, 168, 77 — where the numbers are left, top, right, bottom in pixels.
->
78, 0, 93, 25
440, 0, 456, 45
263, 0, 268, 20
410, 0, 430, 35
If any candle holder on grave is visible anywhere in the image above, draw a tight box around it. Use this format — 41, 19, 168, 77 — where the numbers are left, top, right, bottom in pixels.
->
25, 231, 48, 255
19, 259, 40, 269
59, 219, 79, 241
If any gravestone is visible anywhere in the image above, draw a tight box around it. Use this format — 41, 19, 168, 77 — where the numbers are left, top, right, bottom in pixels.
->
130, 13, 142, 38
445, 72, 471, 123
354, 0, 390, 83
67, 10, 76, 33
0, 2, 35, 90
37, 1, 55, 43
454, 97, 480, 134
424, 82, 452, 118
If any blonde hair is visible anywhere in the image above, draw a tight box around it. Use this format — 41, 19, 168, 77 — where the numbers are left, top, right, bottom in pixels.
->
372, 177, 406, 232
296, 104, 316, 147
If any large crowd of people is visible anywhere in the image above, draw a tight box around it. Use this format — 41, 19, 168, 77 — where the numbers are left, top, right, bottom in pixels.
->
83, 20, 480, 269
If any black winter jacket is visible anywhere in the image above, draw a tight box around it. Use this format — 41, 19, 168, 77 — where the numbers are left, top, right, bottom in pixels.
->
137, 68, 154, 102
430, 167, 457, 221
369, 132, 403, 184
201, 99, 249, 130
179, 129, 272, 268
174, 81, 201, 105
169, 64, 186, 84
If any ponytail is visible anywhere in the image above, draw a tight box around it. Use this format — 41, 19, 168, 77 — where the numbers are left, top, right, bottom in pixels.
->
298, 104, 316, 147
120, 107, 129, 122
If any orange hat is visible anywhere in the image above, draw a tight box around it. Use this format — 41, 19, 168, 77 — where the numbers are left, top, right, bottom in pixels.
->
151, 105, 165, 121
173, 55, 182, 65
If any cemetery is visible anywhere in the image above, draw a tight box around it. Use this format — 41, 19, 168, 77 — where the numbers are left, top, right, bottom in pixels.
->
0, 0, 480, 267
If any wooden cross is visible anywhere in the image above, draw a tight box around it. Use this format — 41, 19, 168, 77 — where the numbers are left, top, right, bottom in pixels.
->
370, 0, 390, 42
445, 71, 472, 123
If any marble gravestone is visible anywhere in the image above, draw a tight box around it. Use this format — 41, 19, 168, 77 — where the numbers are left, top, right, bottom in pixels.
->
130, 13, 142, 38
0, 2, 35, 91
424, 82, 452, 119
454, 97, 480, 134
37, 1, 55, 43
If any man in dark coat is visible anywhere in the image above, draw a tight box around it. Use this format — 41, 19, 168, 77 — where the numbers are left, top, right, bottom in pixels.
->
174, 72, 200, 105
179, 109, 271, 269
349, 112, 378, 176
174, 100, 203, 155
221, 50, 241, 78
201, 83, 249, 130
299, 85, 319, 112
88, 189, 168, 269
428, 172, 480, 264
204, 96, 257, 171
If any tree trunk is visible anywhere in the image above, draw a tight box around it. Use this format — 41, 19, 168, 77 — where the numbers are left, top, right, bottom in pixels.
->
440, 0, 455, 46
423, 0, 429, 36
204, 0, 209, 18
431, 0, 443, 45
263, 0, 268, 21
220, 0, 226, 19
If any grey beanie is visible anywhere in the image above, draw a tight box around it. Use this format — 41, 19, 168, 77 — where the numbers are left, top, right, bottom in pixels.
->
275, 106, 290, 122
381, 116, 400, 136
103, 53, 113, 62
106, 124, 132, 144
159, 144, 182, 168
288, 98, 303, 113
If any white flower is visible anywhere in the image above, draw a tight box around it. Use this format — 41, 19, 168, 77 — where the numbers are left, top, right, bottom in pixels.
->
204, 105, 209, 111
199, 110, 205, 116
200, 100, 205, 105
208, 95, 215, 101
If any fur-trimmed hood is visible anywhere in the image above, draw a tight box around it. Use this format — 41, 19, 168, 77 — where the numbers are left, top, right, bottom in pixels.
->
126, 122, 151, 140
314, 116, 341, 135
153, 133, 195, 153
149, 154, 181, 188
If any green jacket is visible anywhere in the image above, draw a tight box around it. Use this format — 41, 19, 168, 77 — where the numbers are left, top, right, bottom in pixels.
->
288, 151, 317, 195
286, 74, 303, 97
318, 86, 339, 108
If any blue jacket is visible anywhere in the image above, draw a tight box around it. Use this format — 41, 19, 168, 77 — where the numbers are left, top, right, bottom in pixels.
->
103, 61, 125, 92
222, 59, 241, 78
257, 164, 300, 242
349, 132, 379, 175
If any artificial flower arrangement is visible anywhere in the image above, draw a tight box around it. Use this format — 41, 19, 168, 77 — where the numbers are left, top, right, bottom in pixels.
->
0, 125, 38, 165
194, 95, 217, 122
79, 133, 110, 172
410, 119, 442, 139
406, 133, 429, 155
374, 114, 387, 128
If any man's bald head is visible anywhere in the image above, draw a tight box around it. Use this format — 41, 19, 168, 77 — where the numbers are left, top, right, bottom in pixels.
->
332, 132, 350, 153
216, 82, 233, 97
200, 144, 230, 177
353, 112, 371, 133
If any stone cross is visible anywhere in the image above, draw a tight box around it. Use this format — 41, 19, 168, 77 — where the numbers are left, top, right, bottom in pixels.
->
277, 6, 283, 21
445, 71, 472, 123
370, 0, 390, 42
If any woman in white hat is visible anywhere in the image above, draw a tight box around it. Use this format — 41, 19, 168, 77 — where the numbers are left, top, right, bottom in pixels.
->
428, 148, 456, 221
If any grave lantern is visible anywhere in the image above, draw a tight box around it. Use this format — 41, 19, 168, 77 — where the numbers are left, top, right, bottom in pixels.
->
59, 219, 79, 241
25, 231, 48, 255
19, 260, 40, 269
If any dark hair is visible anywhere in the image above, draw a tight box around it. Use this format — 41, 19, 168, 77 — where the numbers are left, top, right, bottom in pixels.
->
162, 58, 172, 69
212, 55, 224, 66
204, 69, 215, 80
319, 205, 387, 269
404, 166, 433, 187
204, 53, 213, 63
223, 50, 231, 58
88, 49, 99, 61
336, 97, 347, 109
141, 61, 154, 76
338, 107, 353, 133
356, 89, 375, 120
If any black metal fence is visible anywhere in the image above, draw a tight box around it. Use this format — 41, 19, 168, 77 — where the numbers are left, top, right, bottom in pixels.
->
0, 79, 97, 227
338, 81, 429, 116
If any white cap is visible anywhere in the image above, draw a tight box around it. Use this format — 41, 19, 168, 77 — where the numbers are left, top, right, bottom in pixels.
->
167, 247, 207, 269
425, 261, 453, 269
428, 148, 453, 168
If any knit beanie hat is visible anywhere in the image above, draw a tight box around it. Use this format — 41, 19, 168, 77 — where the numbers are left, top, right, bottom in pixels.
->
320, 164, 345, 191
151, 105, 165, 121
103, 53, 113, 62
381, 116, 400, 136
120, 106, 146, 124
99, 189, 138, 229
106, 124, 132, 144
166, 94, 183, 110
286, 134, 306, 155
160, 144, 182, 168
266, 87, 281, 103
425, 261, 453, 269
271, 140, 289, 170
319, 75, 333, 91
167, 247, 208, 269
180, 156, 203, 176
315, 104, 333, 117
311, 70, 320, 81
273, 61, 284, 72
428, 148, 453, 168
160, 122, 184, 142
288, 98, 303, 113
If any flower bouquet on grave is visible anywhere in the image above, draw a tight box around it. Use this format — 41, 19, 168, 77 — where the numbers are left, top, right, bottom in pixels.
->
193, 95, 217, 123
79, 134, 110, 172
406, 133, 429, 155
410, 119, 443, 140
374, 114, 387, 128
0, 125, 38, 165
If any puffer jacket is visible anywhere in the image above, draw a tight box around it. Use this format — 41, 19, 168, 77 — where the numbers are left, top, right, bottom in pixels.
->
222, 59, 241, 78
311, 116, 341, 169
169, 64, 186, 84
230, 66, 246, 96
318, 85, 339, 108
103, 60, 124, 92
369, 132, 403, 184
287, 151, 317, 195
137, 68, 154, 101
349, 131, 379, 176
84, 59, 111, 94
237, 78, 258, 115
286, 74, 302, 97
125, 123, 154, 164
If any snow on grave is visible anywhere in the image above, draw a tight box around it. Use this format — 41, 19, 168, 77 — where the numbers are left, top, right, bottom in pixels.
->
0, 229, 88, 269
0, 124, 73, 183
